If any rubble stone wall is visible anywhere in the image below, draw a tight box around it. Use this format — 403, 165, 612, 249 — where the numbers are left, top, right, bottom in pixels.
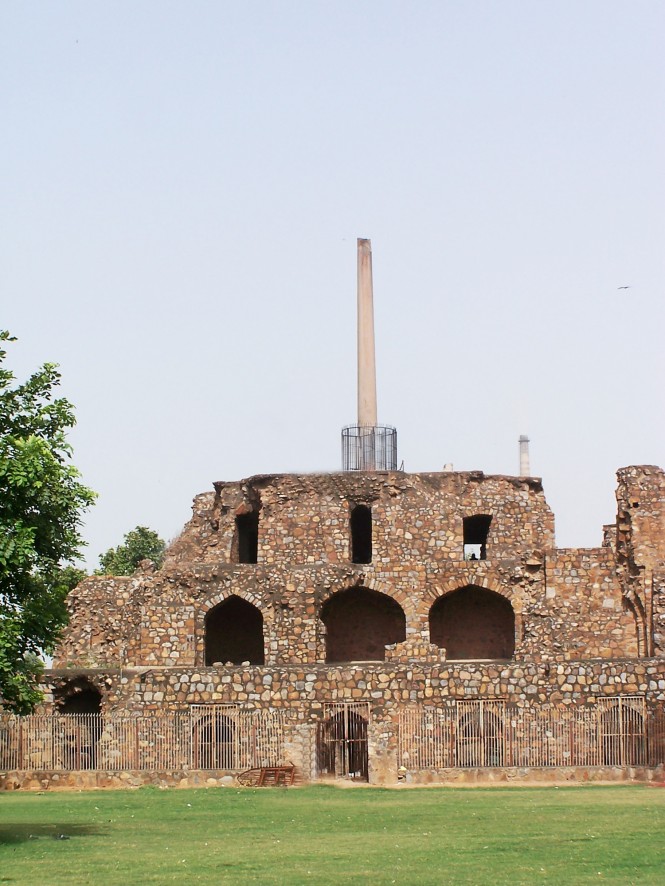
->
48, 465, 665, 788
42, 659, 665, 716
163, 472, 556, 569
534, 548, 638, 660
54, 555, 637, 669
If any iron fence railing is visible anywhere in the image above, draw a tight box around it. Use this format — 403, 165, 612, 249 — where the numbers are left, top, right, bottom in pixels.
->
0, 708, 286, 772
2, 699, 663, 774
398, 698, 665, 770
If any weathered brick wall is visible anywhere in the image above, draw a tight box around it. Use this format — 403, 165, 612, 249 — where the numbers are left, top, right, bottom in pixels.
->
26, 658, 665, 787
54, 467, 663, 672
527, 548, 638, 661
163, 471, 555, 569
614, 466, 665, 657
42, 659, 665, 716
57, 576, 140, 668
53, 563, 635, 670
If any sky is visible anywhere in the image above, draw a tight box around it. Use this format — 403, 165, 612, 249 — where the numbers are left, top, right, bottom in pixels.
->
2, 1, 664, 569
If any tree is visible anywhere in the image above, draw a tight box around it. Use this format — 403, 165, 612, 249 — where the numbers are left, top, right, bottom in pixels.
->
0, 331, 95, 713
97, 526, 165, 576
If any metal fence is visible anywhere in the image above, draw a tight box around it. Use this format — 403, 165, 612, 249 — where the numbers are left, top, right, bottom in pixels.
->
341, 424, 398, 471
398, 698, 665, 770
2, 699, 664, 775
0, 707, 286, 772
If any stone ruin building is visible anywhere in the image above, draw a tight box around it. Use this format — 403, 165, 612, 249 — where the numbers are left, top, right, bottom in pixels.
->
1, 241, 664, 789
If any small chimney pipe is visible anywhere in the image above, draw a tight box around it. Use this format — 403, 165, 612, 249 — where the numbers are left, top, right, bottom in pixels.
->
519, 435, 531, 477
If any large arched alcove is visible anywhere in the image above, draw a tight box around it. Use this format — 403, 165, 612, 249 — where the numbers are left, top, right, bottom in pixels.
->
321, 587, 406, 662
54, 677, 102, 714
429, 585, 515, 660
204, 595, 265, 665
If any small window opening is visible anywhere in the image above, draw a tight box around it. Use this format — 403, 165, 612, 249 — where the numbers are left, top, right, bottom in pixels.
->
235, 512, 259, 564
463, 514, 492, 560
350, 504, 372, 564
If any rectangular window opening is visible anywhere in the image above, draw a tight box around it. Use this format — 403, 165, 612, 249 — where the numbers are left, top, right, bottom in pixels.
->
350, 504, 372, 564
463, 515, 492, 561
235, 512, 259, 564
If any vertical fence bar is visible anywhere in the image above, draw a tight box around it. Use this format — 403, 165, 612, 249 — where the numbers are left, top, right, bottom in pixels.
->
0, 698, 660, 776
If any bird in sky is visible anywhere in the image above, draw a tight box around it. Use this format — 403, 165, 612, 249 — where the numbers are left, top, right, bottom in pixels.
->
617, 285, 631, 290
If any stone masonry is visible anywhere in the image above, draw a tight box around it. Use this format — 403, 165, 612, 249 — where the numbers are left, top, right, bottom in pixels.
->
24, 464, 665, 785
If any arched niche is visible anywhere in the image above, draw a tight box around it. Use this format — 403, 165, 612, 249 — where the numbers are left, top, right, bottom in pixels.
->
204, 595, 265, 665
429, 585, 515, 660
54, 677, 102, 714
321, 587, 406, 663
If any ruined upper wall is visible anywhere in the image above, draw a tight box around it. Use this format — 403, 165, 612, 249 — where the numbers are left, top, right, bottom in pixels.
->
615, 466, 665, 569
164, 471, 556, 569
55, 466, 665, 670
613, 466, 665, 657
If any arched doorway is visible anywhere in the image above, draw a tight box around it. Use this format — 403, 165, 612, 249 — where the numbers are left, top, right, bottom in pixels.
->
54, 677, 102, 714
53, 678, 103, 770
455, 702, 505, 767
204, 596, 264, 665
321, 587, 406, 662
317, 703, 369, 781
600, 698, 646, 766
429, 585, 515, 659
193, 711, 237, 769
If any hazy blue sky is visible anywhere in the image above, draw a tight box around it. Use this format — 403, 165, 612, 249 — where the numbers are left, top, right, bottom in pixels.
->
2, 2, 663, 568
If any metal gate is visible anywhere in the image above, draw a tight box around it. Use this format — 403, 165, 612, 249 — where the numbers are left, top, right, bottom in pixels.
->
598, 696, 646, 766
317, 702, 370, 781
191, 705, 239, 769
455, 700, 506, 767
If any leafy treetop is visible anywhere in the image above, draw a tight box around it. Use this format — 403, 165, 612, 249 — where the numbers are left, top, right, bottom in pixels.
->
0, 331, 95, 713
97, 526, 166, 576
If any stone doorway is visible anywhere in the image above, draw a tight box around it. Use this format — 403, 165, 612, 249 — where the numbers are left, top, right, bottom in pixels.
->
204, 595, 265, 665
192, 708, 238, 769
317, 702, 370, 781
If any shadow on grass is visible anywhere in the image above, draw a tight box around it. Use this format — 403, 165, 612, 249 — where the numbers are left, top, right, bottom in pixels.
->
0, 823, 107, 845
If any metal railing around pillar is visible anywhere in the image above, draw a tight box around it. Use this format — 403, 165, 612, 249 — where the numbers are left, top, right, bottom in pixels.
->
341, 425, 397, 472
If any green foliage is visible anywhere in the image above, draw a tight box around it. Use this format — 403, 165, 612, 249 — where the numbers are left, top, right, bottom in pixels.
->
0, 331, 95, 713
97, 526, 165, 576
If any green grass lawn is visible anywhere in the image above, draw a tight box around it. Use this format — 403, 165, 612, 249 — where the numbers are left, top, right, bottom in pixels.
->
0, 784, 664, 885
